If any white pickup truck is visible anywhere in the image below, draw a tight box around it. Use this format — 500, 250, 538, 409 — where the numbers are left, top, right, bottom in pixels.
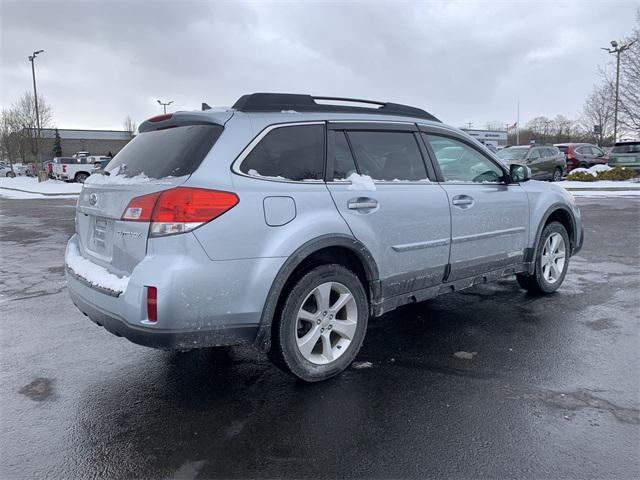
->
53, 155, 111, 183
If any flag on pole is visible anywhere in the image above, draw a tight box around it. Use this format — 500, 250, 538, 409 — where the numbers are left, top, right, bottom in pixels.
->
507, 122, 518, 133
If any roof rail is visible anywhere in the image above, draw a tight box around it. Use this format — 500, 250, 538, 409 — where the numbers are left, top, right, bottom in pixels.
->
232, 93, 440, 122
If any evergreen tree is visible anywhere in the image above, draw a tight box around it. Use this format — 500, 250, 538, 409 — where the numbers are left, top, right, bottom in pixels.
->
52, 128, 62, 157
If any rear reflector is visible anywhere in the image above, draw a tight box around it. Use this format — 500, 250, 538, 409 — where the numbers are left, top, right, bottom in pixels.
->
121, 187, 239, 236
147, 286, 157, 322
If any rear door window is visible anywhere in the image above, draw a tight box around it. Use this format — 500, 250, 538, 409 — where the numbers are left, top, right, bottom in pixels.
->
346, 131, 428, 181
106, 124, 223, 179
612, 142, 640, 153
333, 132, 358, 180
241, 124, 324, 181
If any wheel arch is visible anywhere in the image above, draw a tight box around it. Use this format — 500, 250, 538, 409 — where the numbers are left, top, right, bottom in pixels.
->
253, 234, 379, 352
528, 204, 577, 263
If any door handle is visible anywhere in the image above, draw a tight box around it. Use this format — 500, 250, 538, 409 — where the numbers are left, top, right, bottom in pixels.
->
451, 195, 474, 208
348, 198, 378, 210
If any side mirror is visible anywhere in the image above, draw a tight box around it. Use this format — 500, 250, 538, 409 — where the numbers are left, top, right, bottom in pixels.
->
510, 164, 531, 182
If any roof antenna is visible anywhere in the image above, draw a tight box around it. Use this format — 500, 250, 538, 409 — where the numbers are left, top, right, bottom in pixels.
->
201, 102, 211, 111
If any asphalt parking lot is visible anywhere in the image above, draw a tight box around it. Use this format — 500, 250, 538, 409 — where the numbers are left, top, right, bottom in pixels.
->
1, 196, 639, 479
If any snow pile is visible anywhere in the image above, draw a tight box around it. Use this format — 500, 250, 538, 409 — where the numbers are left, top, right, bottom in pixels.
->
0, 177, 82, 198
568, 164, 613, 177
347, 173, 376, 191
66, 242, 129, 293
247, 169, 286, 180
85, 166, 153, 185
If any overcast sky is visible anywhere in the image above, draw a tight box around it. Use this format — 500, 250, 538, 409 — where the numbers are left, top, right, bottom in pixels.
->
1, 0, 637, 131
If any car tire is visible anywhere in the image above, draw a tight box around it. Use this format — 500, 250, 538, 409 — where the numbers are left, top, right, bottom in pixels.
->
270, 264, 369, 382
578, 162, 589, 169
516, 221, 570, 294
552, 167, 563, 182
75, 173, 89, 183
6, 171, 16, 178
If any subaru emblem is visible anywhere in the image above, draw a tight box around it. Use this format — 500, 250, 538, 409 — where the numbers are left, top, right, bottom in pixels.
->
89, 193, 98, 206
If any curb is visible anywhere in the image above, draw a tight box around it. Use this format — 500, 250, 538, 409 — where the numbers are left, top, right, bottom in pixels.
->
0, 187, 80, 197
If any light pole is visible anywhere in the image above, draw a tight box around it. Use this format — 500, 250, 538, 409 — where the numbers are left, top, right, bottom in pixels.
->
602, 39, 637, 143
28, 49, 44, 170
157, 99, 173, 114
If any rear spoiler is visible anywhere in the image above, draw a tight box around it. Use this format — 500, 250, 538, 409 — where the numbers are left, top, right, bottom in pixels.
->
138, 110, 233, 133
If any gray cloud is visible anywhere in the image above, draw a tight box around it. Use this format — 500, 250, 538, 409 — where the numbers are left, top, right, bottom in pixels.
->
1, 0, 637, 130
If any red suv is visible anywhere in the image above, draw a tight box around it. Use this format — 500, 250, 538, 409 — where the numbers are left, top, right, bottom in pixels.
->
555, 143, 608, 172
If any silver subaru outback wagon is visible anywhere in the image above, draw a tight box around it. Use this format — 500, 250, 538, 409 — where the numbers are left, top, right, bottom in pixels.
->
65, 93, 583, 382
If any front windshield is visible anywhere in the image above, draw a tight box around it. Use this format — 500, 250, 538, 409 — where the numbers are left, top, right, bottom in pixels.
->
497, 147, 528, 160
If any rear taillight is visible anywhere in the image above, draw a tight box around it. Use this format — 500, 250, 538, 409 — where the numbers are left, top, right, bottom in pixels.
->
121, 187, 239, 236
122, 191, 161, 221
48, 164, 52, 173
146, 286, 157, 322
62, 165, 67, 173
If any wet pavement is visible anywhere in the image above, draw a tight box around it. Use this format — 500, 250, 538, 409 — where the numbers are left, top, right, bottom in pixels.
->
1, 197, 639, 479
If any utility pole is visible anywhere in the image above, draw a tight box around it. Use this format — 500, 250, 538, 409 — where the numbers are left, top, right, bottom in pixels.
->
28, 50, 44, 170
602, 39, 637, 143
465, 122, 473, 129
157, 99, 173, 114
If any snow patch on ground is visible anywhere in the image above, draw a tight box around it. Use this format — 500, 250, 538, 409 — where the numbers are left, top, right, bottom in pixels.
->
454, 351, 477, 360
347, 173, 376, 191
0, 177, 82, 197
66, 242, 129, 293
352, 361, 373, 369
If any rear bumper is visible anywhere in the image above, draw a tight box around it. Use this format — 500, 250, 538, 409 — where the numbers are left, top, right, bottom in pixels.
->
65, 233, 286, 350
68, 280, 258, 349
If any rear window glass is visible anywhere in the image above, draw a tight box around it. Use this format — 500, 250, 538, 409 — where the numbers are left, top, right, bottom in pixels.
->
556, 146, 568, 153
612, 142, 640, 153
105, 124, 222, 179
497, 147, 528, 160
346, 131, 427, 181
241, 124, 324, 181
333, 132, 358, 180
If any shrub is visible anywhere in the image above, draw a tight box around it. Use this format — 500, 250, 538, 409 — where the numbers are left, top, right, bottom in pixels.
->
597, 167, 638, 181
566, 171, 598, 182
567, 166, 638, 182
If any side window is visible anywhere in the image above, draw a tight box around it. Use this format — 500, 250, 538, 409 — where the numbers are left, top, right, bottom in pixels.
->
591, 146, 604, 156
346, 131, 428, 181
333, 132, 358, 180
576, 146, 589, 155
241, 124, 324, 181
423, 134, 504, 183
529, 149, 541, 160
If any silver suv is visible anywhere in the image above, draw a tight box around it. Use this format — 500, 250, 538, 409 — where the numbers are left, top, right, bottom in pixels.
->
65, 93, 583, 382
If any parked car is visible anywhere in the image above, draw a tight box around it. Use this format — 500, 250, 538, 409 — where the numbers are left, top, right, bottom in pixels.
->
0, 162, 30, 177
497, 144, 566, 181
91, 157, 112, 173
608, 140, 640, 172
554, 143, 608, 172
0, 162, 16, 177
53, 156, 109, 183
65, 93, 583, 382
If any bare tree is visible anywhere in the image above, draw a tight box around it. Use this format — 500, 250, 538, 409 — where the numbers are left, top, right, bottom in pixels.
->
123, 115, 137, 138
9, 92, 54, 163
617, 11, 640, 136
580, 84, 615, 145
0, 108, 21, 168
484, 121, 505, 131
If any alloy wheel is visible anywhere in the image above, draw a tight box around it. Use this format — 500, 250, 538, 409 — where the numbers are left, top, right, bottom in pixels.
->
541, 232, 566, 284
295, 281, 358, 365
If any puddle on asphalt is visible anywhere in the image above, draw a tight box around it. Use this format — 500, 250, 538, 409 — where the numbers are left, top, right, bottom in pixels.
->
18, 378, 55, 401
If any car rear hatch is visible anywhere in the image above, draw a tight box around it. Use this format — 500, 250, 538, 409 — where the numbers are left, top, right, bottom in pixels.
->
74, 113, 229, 278
609, 142, 640, 165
